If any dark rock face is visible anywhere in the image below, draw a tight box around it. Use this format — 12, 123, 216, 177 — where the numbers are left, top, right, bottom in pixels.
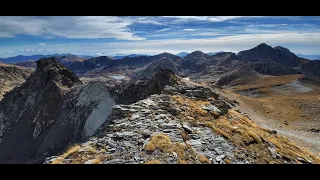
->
217, 64, 259, 86
0, 57, 115, 164
251, 62, 299, 76
299, 60, 320, 78
183, 51, 211, 72
237, 43, 302, 67
68, 56, 115, 74
111, 69, 180, 104
183, 51, 239, 73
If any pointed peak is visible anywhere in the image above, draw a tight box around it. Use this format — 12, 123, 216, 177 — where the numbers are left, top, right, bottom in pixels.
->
36, 57, 66, 71
256, 43, 272, 49
35, 57, 82, 88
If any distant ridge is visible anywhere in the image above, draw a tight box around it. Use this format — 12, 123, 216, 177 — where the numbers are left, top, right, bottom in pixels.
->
0, 54, 93, 63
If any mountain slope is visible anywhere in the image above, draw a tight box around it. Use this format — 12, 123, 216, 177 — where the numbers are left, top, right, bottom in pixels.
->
0, 62, 34, 100
299, 60, 320, 78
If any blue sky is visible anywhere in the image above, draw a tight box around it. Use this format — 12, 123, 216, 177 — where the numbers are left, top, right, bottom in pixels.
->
0, 16, 320, 58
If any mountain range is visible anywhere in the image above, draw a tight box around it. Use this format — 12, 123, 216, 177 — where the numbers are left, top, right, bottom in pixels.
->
1, 43, 320, 164
0, 54, 93, 64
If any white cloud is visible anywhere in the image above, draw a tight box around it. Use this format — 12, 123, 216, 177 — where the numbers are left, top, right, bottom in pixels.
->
38, 43, 46, 46
0, 16, 144, 40
163, 16, 245, 22
183, 29, 195, 31
156, 28, 175, 32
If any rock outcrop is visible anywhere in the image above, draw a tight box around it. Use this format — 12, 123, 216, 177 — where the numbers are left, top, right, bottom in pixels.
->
0, 57, 115, 163
111, 68, 181, 104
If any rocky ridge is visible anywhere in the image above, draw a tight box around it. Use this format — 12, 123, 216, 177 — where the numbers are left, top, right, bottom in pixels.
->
45, 81, 320, 164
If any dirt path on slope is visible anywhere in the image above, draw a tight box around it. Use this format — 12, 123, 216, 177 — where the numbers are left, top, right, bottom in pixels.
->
218, 90, 320, 158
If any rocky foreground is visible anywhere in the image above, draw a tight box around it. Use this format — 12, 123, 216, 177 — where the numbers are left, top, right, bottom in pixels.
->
45, 84, 320, 164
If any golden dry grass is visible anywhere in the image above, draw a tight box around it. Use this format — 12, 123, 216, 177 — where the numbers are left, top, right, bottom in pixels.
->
51, 144, 81, 164
89, 159, 102, 164
223, 158, 232, 164
180, 130, 188, 142
143, 133, 198, 164
206, 110, 320, 163
50, 144, 113, 164
171, 95, 219, 122
144, 133, 172, 152
61, 144, 81, 158
198, 154, 211, 164
145, 160, 162, 164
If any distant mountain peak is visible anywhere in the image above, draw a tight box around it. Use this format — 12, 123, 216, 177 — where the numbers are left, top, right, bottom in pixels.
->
188, 50, 208, 57
255, 43, 272, 49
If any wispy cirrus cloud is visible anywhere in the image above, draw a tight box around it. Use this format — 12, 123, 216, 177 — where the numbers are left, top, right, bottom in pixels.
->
0, 16, 145, 40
